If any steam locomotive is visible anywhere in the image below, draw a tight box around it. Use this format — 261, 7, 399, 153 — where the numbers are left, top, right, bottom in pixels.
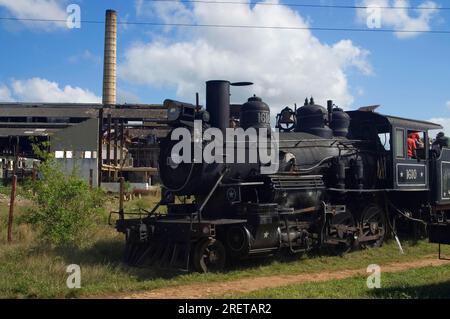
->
116, 80, 450, 272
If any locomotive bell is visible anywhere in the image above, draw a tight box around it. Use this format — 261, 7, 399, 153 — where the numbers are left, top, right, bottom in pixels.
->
240, 95, 271, 129
280, 108, 295, 123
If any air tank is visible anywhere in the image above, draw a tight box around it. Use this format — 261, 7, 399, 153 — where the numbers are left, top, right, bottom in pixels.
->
295, 98, 333, 138
330, 107, 350, 137
240, 95, 270, 129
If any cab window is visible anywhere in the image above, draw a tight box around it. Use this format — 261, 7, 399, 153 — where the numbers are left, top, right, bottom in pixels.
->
378, 132, 391, 151
407, 130, 426, 160
395, 129, 405, 158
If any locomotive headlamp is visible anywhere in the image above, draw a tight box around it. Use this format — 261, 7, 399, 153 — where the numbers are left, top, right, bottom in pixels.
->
164, 99, 196, 123
167, 105, 181, 122
202, 225, 210, 235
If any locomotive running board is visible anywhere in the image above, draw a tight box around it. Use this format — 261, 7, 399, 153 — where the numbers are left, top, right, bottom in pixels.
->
269, 175, 325, 191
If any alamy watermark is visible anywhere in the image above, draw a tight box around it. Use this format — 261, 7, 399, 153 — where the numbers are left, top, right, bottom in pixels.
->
366, 264, 381, 289
170, 120, 280, 174
66, 264, 81, 289
66, 4, 81, 29
366, 6, 382, 29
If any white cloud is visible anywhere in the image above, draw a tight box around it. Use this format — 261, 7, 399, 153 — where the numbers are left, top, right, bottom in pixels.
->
0, 84, 14, 102
428, 102, 450, 136
121, 0, 371, 112
0, 77, 139, 104
429, 118, 450, 136
356, 0, 439, 39
0, 77, 100, 103
0, 0, 67, 30
136, 0, 193, 23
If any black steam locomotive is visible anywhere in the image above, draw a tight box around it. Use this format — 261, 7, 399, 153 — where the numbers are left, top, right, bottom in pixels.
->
116, 80, 450, 272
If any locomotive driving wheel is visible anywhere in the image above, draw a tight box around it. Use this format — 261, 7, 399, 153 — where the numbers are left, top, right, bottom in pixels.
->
226, 225, 250, 258
193, 238, 226, 273
325, 211, 356, 256
359, 204, 386, 249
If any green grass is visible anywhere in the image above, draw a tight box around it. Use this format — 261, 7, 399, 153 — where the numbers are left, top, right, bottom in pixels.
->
232, 264, 450, 299
1, 186, 449, 298
0, 233, 447, 298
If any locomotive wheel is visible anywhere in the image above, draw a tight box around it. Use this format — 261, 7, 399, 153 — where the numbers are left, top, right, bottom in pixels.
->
193, 238, 226, 273
359, 204, 386, 249
325, 211, 355, 256
226, 226, 250, 257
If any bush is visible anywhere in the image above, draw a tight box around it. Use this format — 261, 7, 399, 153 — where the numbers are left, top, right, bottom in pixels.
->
23, 159, 105, 247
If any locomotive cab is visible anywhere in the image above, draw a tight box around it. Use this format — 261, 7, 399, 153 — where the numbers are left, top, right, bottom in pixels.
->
348, 109, 450, 247
347, 110, 441, 191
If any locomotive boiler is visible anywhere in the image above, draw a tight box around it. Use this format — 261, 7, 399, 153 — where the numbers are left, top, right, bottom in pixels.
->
115, 80, 450, 272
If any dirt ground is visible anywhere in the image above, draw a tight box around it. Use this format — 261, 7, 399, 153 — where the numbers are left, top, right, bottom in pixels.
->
102, 258, 447, 299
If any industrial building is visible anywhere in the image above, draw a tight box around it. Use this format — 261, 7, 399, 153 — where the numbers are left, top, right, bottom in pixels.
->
0, 10, 170, 191
0, 102, 167, 190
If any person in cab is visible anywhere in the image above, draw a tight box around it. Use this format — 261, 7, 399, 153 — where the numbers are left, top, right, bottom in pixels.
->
407, 132, 418, 158
431, 132, 450, 157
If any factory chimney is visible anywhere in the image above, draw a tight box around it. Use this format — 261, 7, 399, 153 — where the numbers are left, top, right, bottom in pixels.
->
102, 9, 117, 106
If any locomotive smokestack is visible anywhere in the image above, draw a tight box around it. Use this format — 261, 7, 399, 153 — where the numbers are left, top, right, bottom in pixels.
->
327, 100, 333, 124
102, 9, 117, 106
206, 80, 230, 133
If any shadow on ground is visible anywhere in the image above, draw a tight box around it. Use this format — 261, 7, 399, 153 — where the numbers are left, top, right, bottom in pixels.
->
47, 240, 346, 282
28, 238, 314, 282
29, 235, 430, 283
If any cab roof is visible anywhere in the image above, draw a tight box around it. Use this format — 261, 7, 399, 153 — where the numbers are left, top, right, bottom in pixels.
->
347, 110, 443, 132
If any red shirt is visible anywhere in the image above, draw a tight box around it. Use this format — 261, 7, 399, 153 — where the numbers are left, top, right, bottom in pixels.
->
407, 137, 417, 157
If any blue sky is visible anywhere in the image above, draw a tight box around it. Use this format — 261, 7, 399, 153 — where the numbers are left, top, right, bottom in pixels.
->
0, 0, 449, 131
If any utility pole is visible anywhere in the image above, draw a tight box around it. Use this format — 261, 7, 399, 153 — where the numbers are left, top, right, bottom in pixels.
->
7, 175, 17, 243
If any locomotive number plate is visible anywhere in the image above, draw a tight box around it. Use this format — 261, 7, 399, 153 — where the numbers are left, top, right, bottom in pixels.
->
396, 163, 426, 186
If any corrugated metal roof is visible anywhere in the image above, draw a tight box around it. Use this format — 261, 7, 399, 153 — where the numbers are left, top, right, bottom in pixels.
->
0, 106, 99, 118
0, 128, 57, 137
0, 102, 165, 108
0, 103, 169, 141
0, 103, 167, 120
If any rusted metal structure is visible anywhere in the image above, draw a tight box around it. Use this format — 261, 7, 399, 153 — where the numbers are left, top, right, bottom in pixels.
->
0, 9, 170, 190
7, 174, 17, 243
0, 103, 168, 189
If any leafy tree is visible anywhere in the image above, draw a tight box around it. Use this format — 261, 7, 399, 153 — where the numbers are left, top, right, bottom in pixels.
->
23, 159, 105, 247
